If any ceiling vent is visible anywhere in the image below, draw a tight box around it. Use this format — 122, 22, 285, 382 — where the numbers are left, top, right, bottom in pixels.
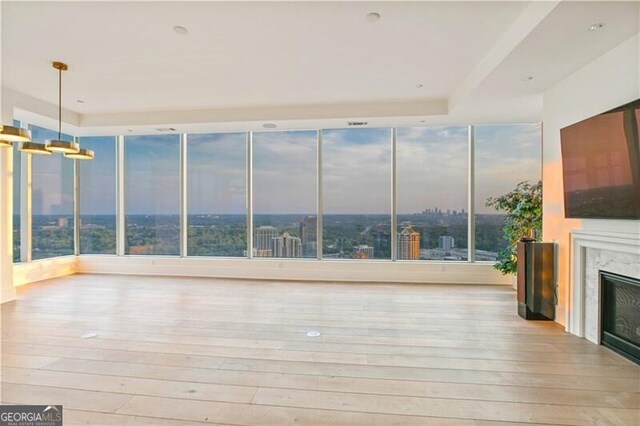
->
347, 121, 368, 126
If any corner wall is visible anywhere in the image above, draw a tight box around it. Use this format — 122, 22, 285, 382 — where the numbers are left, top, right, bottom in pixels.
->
0, 148, 15, 303
542, 33, 640, 327
0, 4, 17, 304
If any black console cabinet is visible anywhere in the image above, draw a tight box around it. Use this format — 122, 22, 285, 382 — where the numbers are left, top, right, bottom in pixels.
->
517, 241, 556, 320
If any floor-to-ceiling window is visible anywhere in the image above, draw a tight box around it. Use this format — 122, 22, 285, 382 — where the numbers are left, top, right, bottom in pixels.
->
322, 128, 392, 260
12, 121, 22, 262
78, 136, 117, 254
30, 125, 75, 260
252, 131, 317, 258
474, 124, 542, 261
396, 126, 468, 261
187, 133, 247, 257
124, 134, 180, 255
14, 122, 542, 265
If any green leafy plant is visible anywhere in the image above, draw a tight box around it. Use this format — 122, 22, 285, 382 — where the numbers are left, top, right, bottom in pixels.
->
485, 180, 542, 275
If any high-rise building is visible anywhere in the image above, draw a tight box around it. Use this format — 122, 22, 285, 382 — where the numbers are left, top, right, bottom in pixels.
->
438, 235, 455, 250
299, 216, 317, 257
397, 225, 420, 260
255, 226, 278, 252
273, 232, 302, 258
57, 217, 69, 228
353, 245, 374, 259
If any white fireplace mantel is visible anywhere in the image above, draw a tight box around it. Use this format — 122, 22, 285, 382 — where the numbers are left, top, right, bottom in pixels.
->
568, 230, 640, 341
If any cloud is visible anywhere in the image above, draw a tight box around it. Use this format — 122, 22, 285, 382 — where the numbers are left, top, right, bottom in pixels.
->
253, 131, 317, 214
78, 137, 117, 215
56, 124, 540, 216
322, 128, 392, 213
125, 135, 181, 214
395, 126, 468, 213
475, 124, 541, 213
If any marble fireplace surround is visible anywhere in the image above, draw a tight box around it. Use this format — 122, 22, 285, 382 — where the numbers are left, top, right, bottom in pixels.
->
568, 230, 640, 343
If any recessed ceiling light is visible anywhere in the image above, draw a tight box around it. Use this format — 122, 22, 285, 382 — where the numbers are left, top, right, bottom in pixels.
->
263, 123, 277, 129
76, 99, 85, 103
415, 84, 423, 89
366, 12, 381, 23
522, 76, 534, 82
589, 22, 606, 31
173, 25, 188, 35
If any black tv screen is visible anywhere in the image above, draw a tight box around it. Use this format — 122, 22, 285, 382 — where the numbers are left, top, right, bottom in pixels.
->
560, 99, 640, 219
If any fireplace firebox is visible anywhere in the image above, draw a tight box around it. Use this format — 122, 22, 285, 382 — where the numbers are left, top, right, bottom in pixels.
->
600, 271, 640, 364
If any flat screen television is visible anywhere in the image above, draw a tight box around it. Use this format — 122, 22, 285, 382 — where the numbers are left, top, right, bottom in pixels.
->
560, 99, 640, 219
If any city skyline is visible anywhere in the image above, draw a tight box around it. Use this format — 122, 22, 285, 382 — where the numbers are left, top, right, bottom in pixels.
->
20, 209, 504, 261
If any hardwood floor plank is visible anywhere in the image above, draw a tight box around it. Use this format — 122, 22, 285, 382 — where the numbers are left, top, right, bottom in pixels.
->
2, 274, 638, 426
3, 332, 635, 380
251, 387, 640, 425
2, 367, 258, 404
4, 356, 637, 409
6, 343, 636, 396
3, 324, 632, 365
116, 394, 475, 425
0, 383, 132, 413
1, 353, 60, 369
365, 354, 639, 378
64, 409, 224, 426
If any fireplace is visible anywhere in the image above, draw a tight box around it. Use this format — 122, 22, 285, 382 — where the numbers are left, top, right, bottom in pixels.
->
600, 271, 640, 364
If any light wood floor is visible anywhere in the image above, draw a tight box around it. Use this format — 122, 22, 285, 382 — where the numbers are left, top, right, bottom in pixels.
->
1, 274, 638, 425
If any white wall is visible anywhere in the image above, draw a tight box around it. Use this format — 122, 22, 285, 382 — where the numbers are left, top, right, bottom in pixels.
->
77, 256, 511, 285
542, 33, 640, 327
0, 4, 17, 304
0, 148, 16, 303
13, 256, 78, 287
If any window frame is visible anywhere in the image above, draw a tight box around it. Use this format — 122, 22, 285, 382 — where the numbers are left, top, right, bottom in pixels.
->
12, 123, 541, 265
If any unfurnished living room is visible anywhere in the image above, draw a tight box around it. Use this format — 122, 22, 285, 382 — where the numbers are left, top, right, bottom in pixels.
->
0, 1, 639, 425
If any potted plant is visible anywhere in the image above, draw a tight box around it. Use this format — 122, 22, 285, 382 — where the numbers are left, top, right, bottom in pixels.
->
485, 180, 542, 276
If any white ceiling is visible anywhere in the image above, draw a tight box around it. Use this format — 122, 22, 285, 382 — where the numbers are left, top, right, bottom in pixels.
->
2, 1, 639, 134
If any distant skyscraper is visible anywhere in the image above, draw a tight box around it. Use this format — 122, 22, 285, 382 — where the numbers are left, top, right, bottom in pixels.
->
438, 235, 455, 250
57, 217, 69, 228
299, 216, 317, 257
353, 245, 374, 259
397, 225, 420, 260
273, 232, 302, 258
255, 226, 278, 252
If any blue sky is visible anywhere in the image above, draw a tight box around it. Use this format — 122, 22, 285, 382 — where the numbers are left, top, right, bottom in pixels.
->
125, 135, 181, 215
79, 136, 117, 215
253, 130, 317, 214
30, 125, 75, 216
188, 132, 246, 215
22, 124, 541, 216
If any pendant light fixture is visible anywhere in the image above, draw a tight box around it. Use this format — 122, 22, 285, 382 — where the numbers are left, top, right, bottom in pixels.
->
20, 142, 53, 155
64, 147, 94, 160
45, 61, 79, 154
1, 121, 33, 150
0, 125, 9, 148
0, 124, 32, 146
